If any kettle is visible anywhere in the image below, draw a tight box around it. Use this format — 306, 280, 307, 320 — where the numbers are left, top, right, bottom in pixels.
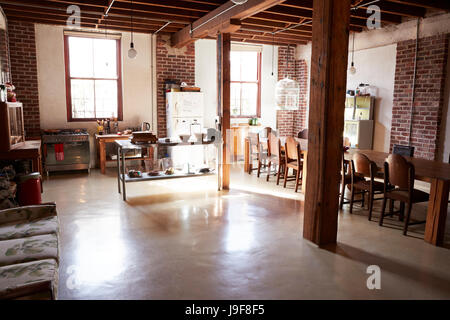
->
141, 122, 151, 132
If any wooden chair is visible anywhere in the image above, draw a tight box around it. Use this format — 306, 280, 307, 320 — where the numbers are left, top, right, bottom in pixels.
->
266, 133, 285, 184
248, 132, 268, 177
349, 153, 385, 220
283, 137, 303, 193
340, 150, 365, 210
260, 127, 272, 139
393, 144, 415, 157
380, 154, 429, 236
247, 132, 259, 175
297, 129, 309, 139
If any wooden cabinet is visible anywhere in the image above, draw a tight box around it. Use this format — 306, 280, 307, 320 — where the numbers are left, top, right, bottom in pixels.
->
0, 102, 25, 152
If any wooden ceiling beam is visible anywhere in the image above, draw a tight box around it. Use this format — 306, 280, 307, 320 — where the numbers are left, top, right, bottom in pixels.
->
233, 36, 306, 45
171, 0, 286, 48
240, 23, 312, 37
234, 30, 311, 42
6, 13, 157, 34
0, 0, 195, 24
387, 0, 450, 12
242, 17, 363, 33
266, 4, 402, 24
251, 11, 392, 28
1, 3, 186, 31
206, 34, 291, 46
113, 0, 217, 13
0, 0, 442, 41
355, 1, 426, 17
280, 0, 426, 17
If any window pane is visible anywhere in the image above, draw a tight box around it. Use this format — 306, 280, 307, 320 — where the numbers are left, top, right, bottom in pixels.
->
231, 51, 241, 82
93, 38, 117, 78
240, 52, 258, 81
69, 37, 94, 78
231, 83, 241, 116
71, 79, 95, 119
241, 83, 258, 116
95, 80, 118, 118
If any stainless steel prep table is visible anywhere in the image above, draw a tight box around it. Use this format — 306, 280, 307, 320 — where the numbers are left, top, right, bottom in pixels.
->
115, 138, 218, 201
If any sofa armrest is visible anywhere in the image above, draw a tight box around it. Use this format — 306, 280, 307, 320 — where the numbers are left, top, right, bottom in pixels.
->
0, 203, 57, 224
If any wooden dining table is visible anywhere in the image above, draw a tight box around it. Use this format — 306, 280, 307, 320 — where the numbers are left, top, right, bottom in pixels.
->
345, 149, 450, 247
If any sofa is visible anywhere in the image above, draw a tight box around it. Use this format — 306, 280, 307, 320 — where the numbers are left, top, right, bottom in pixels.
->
0, 204, 59, 300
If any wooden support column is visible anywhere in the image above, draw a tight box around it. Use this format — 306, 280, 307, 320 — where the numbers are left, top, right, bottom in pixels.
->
217, 33, 231, 190
424, 179, 449, 246
303, 0, 351, 246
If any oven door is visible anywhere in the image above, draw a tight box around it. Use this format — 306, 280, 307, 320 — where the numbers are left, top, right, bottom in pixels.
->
45, 141, 90, 171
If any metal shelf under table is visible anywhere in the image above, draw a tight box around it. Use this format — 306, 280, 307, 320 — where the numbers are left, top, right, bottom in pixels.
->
115, 139, 218, 201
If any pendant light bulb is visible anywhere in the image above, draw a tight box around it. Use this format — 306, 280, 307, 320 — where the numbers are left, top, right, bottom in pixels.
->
128, 42, 137, 59
349, 32, 356, 75
349, 62, 356, 75
128, 0, 137, 59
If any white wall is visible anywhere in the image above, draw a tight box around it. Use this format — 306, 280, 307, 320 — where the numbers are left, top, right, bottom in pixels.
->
347, 44, 397, 152
260, 44, 278, 130
195, 39, 278, 129
195, 39, 217, 128
297, 41, 397, 153
35, 24, 154, 132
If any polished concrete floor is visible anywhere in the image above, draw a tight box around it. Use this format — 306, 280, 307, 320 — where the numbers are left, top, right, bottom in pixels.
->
43, 166, 450, 300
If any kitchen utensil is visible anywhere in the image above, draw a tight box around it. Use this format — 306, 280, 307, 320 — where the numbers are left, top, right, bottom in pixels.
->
194, 133, 204, 142
141, 122, 151, 131
179, 134, 191, 143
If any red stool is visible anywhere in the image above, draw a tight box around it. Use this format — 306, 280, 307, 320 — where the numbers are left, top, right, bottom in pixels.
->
17, 173, 42, 206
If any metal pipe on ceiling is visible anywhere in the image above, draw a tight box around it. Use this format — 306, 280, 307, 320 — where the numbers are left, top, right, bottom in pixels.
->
408, 18, 421, 146
351, 0, 381, 11
154, 21, 172, 34
273, 20, 312, 35
190, 3, 238, 34
105, 0, 116, 17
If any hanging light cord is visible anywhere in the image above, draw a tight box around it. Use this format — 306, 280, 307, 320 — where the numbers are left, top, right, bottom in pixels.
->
271, 32, 275, 76
104, 14, 108, 38
130, 0, 134, 43
352, 32, 355, 65
286, 44, 290, 78
409, 18, 420, 146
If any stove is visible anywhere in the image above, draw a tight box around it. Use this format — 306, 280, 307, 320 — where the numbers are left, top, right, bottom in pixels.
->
42, 129, 90, 143
42, 129, 91, 174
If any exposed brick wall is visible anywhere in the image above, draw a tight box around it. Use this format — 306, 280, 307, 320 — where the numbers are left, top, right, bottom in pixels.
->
156, 35, 195, 138
0, 21, 11, 83
276, 45, 308, 137
390, 34, 449, 160
7, 20, 40, 137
